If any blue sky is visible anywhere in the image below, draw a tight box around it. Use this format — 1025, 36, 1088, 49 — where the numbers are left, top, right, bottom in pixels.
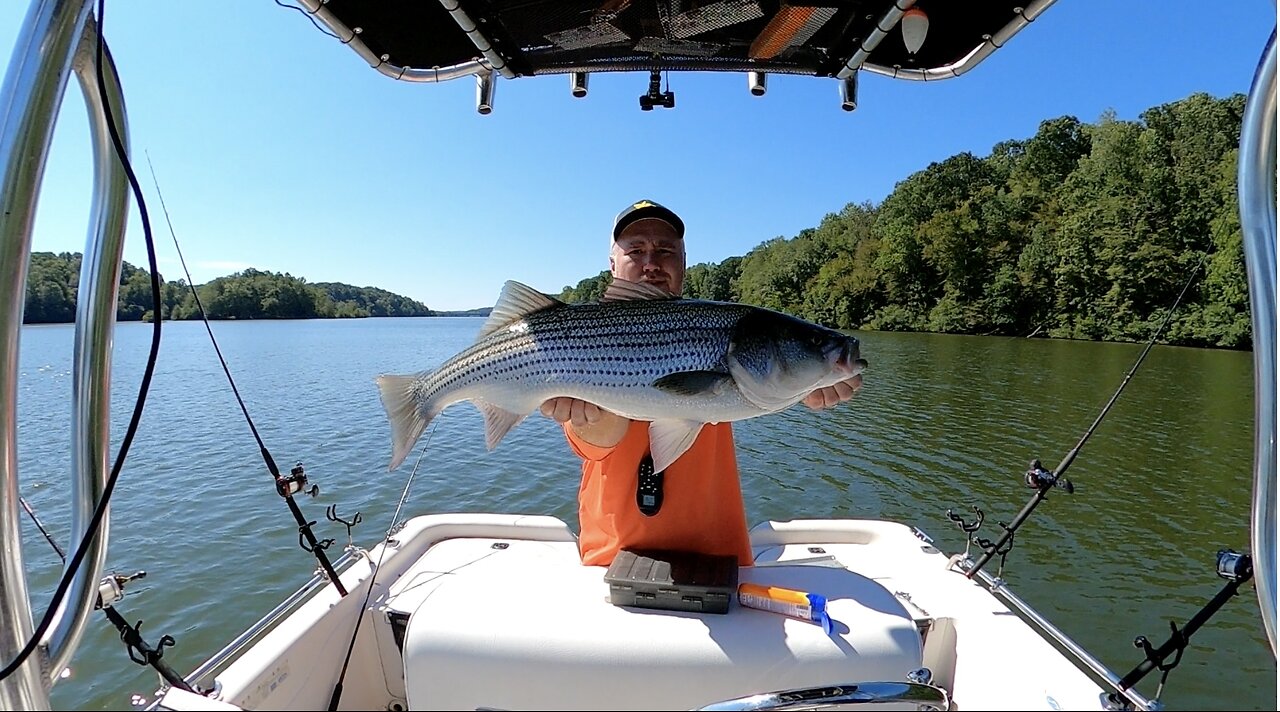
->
2, 1, 1276, 312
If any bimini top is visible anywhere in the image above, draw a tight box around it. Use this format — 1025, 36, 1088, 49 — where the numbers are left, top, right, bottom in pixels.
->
295, 0, 1057, 111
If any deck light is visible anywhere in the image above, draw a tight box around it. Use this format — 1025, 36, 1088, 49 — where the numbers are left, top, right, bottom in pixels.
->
476, 72, 495, 114
571, 72, 589, 98
839, 74, 858, 112
748, 71, 767, 96
901, 7, 929, 54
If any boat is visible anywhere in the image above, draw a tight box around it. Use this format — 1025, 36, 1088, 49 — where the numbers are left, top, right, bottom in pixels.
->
0, 1, 1274, 710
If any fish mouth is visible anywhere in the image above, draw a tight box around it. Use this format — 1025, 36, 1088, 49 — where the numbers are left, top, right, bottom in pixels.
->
832, 341, 867, 376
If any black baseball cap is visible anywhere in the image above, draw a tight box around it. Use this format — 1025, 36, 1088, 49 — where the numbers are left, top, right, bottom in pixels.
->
612, 199, 685, 240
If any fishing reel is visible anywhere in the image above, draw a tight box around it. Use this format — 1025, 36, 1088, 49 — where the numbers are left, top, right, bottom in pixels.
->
1216, 549, 1252, 582
1024, 458, 1074, 494
276, 461, 319, 498
95, 570, 146, 609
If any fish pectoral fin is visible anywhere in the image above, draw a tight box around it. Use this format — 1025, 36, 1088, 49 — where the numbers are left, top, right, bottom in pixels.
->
652, 370, 733, 396
648, 419, 705, 473
476, 281, 562, 341
474, 400, 528, 450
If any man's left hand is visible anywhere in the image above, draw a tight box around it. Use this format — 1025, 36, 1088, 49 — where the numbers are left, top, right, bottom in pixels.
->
803, 374, 862, 410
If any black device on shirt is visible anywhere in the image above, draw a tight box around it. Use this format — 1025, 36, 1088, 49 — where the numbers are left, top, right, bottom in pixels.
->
636, 454, 664, 516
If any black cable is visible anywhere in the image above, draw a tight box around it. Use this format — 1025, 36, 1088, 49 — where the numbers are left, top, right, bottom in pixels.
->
1, 0, 163, 682
144, 155, 347, 597
273, 0, 340, 40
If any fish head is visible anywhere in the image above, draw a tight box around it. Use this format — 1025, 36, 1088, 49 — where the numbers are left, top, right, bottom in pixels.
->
726, 309, 867, 410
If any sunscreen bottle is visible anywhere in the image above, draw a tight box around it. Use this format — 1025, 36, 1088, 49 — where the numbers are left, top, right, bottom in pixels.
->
737, 583, 834, 635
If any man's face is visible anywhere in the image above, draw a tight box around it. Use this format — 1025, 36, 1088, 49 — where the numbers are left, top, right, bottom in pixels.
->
610, 218, 686, 295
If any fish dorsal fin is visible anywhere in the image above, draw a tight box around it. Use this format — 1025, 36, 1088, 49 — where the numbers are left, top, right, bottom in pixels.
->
602, 278, 679, 302
476, 281, 562, 341
648, 419, 705, 473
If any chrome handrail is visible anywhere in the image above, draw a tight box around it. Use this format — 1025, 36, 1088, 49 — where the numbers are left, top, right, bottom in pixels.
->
857, 0, 1057, 81
181, 550, 363, 688
965, 564, 1154, 710
0, 0, 96, 708
293, 0, 493, 83
1239, 28, 1277, 657
697, 682, 949, 711
438, 0, 515, 80
42, 12, 132, 683
836, 0, 918, 80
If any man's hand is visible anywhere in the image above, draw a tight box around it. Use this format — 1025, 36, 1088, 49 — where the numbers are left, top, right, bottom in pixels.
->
802, 374, 862, 410
540, 397, 630, 448
540, 397, 606, 428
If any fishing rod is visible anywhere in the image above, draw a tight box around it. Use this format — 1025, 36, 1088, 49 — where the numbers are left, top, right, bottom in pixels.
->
949, 254, 1258, 707
326, 430, 434, 711
1108, 549, 1253, 704
16, 495, 196, 693
19, 496, 65, 561
966, 253, 1208, 579
144, 155, 347, 597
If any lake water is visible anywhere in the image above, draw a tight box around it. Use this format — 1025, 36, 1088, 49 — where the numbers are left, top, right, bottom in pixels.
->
10, 318, 1274, 710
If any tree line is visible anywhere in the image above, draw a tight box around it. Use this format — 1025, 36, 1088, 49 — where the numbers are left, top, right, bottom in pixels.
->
24, 258, 431, 323
558, 92, 1252, 349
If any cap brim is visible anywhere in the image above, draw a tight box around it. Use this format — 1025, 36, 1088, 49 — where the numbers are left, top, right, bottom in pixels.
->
613, 206, 685, 240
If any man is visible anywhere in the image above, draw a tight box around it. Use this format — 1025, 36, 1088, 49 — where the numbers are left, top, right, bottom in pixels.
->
540, 199, 862, 567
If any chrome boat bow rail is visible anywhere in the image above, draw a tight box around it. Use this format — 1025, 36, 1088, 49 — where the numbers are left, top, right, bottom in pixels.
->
0, 0, 129, 707
1239, 29, 1278, 656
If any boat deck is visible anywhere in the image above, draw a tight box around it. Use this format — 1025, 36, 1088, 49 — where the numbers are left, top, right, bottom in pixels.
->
154, 515, 1110, 711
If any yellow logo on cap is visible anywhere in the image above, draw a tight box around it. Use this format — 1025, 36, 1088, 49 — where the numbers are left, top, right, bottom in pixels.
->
632, 200, 657, 209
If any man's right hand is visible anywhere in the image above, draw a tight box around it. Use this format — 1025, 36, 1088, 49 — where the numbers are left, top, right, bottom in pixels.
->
540, 397, 605, 427
540, 397, 630, 448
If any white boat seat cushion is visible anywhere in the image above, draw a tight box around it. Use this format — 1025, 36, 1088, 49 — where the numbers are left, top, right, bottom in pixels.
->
400, 539, 923, 711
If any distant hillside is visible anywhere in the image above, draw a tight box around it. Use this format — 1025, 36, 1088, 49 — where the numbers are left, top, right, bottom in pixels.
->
23, 255, 432, 322
312, 282, 433, 318
433, 307, 492, 317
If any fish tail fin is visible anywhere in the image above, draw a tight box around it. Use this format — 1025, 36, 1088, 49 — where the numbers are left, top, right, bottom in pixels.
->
376, 374, 430, 471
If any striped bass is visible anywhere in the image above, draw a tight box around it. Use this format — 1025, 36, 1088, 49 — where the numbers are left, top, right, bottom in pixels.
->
376, 279, 867, 472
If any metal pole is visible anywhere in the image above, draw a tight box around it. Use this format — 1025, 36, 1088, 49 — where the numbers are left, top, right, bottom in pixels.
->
1239, 29, 1278, 657
43, 13, 132, 682
0, 0, 94, 707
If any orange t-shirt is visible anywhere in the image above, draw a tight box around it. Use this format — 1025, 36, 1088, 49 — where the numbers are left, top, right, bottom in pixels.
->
564, 420, 754, 567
